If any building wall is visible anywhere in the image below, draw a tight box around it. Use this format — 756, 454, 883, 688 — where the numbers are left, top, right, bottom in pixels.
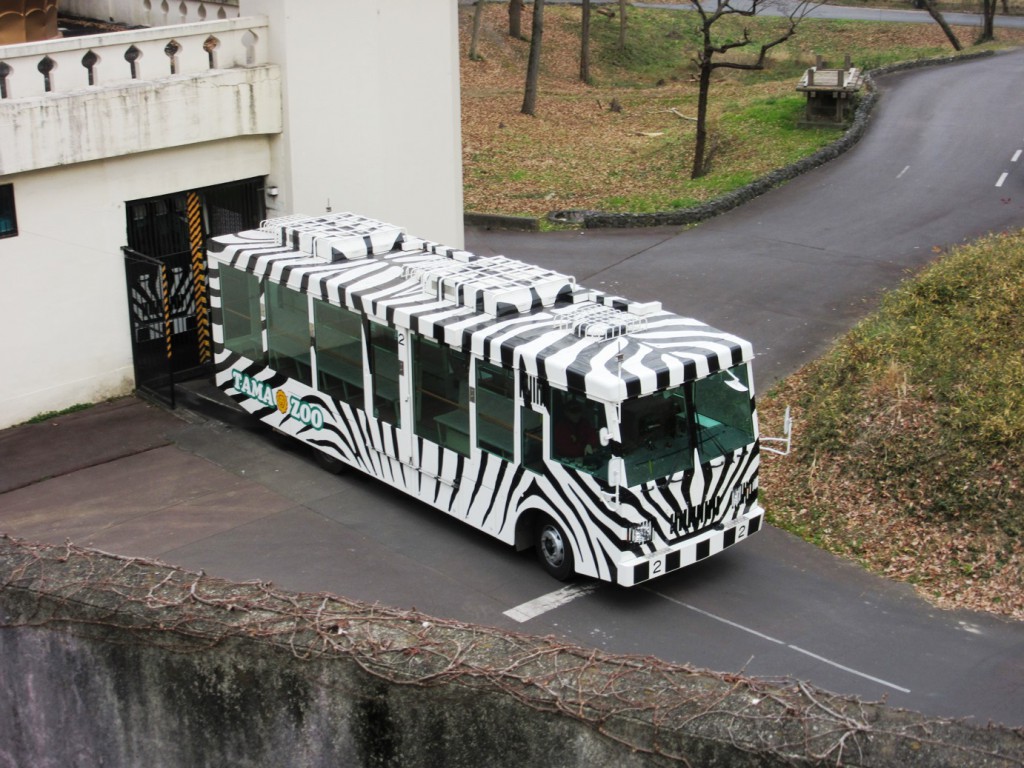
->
245, 0, 465, 248
0, 0, 464, 428
1, 137, 270, 428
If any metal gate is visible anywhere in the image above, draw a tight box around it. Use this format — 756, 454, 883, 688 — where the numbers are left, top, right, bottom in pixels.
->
123, 177, 264, 406
122, 248, 202, 408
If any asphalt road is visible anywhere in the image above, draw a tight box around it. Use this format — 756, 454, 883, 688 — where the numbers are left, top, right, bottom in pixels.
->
455, 51, 1024, 726
5, 49, 1022, 728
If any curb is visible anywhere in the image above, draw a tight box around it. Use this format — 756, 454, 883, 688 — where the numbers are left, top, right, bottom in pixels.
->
464, 211, 540, 232
542, 50, 995, 229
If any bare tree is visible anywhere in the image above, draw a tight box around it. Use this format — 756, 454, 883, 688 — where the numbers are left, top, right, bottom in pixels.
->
618, 0, 628, 51
522, 0, 546, 115
580, 0, 592, 84
977, 0, 996, 42
689, 0, 818, 179
509, 0, 524, 39
920, 0, 963, 50
469, 0, 486, 61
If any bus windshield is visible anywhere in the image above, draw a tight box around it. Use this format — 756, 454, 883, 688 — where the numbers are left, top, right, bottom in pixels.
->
619, 364, 755, 486
693, 365, 756, 464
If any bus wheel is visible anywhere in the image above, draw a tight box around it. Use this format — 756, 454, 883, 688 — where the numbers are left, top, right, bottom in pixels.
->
313, 448, 345, 475
536, 517, 575, 581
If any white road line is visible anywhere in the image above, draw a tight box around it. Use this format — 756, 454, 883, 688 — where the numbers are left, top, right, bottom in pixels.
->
648, 589, 911, 694
504, 583, 598, 623
996, 172, 1009, 187
789, 645, 911, 693
896, 165, 910, 179
652, 590, 785, 645
1013, 149, 1022, 163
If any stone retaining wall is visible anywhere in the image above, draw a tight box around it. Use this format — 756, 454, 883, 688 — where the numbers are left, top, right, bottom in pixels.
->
1, 536, 1020, 767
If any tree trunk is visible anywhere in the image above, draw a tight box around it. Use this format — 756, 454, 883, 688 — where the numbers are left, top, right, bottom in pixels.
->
691, 58, 712, 179
978, 0, 996, 42
618, 0, 627, 51
921, 0, 963, 50
521, 0, 545, 115
509, 0, 523, 39
580, 0, 591, 84
469, 0, 485, 61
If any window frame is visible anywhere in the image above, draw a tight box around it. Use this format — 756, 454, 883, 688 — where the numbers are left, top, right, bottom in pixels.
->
0, 184, 17, 239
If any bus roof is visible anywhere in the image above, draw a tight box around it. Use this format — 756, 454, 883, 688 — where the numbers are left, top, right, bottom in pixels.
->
209, 213, 754, 402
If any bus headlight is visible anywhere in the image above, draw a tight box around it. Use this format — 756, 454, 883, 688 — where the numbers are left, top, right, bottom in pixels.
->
628, 521, 653, 544
731, 486, 744, 511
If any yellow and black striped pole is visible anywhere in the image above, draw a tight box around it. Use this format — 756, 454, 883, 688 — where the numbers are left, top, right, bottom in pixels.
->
160, 262, 172, 362
186, 191, 211, 363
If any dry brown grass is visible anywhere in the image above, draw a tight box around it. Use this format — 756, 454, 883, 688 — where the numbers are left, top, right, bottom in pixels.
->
459, 4, 1024, 217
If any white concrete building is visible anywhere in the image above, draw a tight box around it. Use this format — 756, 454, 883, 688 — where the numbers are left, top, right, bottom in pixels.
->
0, 0, 463, 429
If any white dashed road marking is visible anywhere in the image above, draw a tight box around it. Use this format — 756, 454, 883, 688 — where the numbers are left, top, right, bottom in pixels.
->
504, 583, 598, 623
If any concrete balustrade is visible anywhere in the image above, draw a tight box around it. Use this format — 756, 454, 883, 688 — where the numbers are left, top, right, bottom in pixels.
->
58, 0, 239, 29
0, 16, 265, 99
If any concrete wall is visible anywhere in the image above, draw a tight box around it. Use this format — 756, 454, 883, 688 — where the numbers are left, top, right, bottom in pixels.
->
0, 0, 464, 428
1, 136, 271, 428
244, 0, 465, 248
1, 537, 1021, 768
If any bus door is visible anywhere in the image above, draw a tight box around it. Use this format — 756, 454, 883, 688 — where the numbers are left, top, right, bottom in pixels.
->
368, 321, 414, 465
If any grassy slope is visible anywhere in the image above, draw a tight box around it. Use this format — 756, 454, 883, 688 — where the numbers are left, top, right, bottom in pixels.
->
759, 233, 1024, 620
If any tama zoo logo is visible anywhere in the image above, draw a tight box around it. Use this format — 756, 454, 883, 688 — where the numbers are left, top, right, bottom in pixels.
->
231, 369, 324, 430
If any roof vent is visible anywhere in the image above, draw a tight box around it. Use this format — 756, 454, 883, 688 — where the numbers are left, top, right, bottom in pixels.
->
402, 254, 575, 316
555, 302, 648, 339
260, 212, 404, 261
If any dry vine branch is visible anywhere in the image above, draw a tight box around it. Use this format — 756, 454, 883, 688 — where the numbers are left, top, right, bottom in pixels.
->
1, 535, 1022, 767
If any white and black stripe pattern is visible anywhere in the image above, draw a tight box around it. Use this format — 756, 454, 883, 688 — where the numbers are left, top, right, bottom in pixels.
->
208, 213, 764, 586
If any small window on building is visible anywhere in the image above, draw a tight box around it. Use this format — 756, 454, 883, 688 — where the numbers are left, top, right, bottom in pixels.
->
0, 184, 17, 238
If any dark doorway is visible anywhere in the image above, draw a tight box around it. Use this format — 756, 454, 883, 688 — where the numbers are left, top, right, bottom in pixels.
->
123, 177, 264, 406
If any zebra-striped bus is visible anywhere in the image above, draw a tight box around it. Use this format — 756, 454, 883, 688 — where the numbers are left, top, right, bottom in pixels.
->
208, 212, 772, 586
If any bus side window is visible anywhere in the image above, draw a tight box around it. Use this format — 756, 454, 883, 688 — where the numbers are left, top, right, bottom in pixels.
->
266, 281, 311, 384
369, 321, 401, 427
550, 389, 610, 481
476, 361, 514, 460
521, 406, 544, 473
412, 335, 469, 455
313, 299, 364, 409
219, 267, 264, 362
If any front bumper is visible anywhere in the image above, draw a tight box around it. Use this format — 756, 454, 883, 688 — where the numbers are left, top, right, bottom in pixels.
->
617, 506, 765, 587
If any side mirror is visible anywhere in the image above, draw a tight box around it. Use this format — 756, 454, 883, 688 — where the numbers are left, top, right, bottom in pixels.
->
761, 405, 793, 456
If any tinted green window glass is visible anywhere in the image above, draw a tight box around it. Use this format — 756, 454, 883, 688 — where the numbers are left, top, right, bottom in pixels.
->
370, 321, 401, 427
550, 389, 609, 481
220, 267, 263, 361
620, 388, 693, 486
412, 335, 469, 455
266, 282, 311, 383
314, 300, 364, 408
476, 361, 514, 460
694, 365, 755, 463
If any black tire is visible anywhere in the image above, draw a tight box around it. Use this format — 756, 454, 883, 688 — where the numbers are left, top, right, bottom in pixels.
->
536, 516, 575, 581
313, 447, 346, 474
